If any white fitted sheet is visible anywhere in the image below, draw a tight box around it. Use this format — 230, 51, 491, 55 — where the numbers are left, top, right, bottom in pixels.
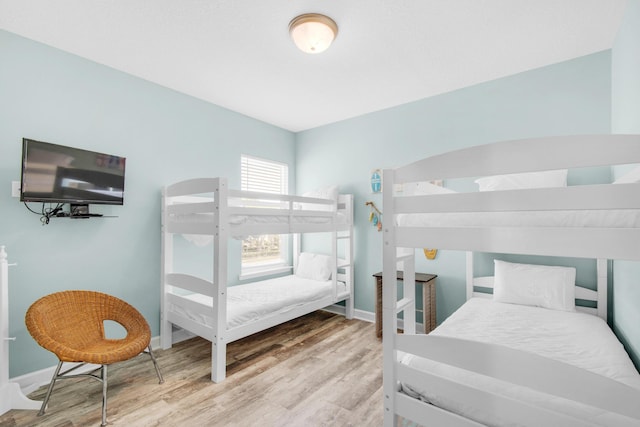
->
173, 275, 346, 329
400, 298, 640, 426
396, 209, 640, 228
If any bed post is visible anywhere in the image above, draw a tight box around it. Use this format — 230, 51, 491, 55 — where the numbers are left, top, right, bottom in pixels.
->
596, 259, 608, 321
466, 251, 474, 300
332, 228, 338, 302
212, 177, 229, 382
402, 257, 416, 334
160, 188, 173, 350
293, 233, 300, 273
382, 169, 398, 427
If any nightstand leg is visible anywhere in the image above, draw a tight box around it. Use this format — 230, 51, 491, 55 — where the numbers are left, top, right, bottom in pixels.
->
376, 277, 382, 338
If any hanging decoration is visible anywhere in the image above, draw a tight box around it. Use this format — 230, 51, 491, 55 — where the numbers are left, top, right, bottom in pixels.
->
365, 201, 383, 231
364, 200, 436, 255
423, 248, 438, 260
370, 169, 382, 193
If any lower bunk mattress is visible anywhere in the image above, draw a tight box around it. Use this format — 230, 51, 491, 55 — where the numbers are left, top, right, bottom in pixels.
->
173, 274, 347, 329
399, 298, 640, 427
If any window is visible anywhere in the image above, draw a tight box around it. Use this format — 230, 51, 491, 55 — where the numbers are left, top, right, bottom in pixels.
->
240, 155, 289, 278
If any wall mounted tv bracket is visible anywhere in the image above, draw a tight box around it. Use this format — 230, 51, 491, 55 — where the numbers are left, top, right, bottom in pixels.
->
69, 204, 103, 218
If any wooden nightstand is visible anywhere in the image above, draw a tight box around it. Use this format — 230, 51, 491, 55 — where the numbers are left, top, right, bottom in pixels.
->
372, 271, 437, 338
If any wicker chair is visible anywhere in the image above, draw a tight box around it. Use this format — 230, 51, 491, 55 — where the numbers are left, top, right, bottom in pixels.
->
25, 290, 163, 426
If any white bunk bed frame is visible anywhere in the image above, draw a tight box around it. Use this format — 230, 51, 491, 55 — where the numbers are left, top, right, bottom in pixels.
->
465, 254, 608, 320
382, 135, 640, 426
160, 177, 354, 383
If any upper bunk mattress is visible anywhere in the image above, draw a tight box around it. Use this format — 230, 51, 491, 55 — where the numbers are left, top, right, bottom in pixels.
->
168, 195, 348, 226
396, 209, 640, 228
172, 212, 347, 224
175, 275, 347, 329
400, 298, 640, 426
174, 211, 348, 244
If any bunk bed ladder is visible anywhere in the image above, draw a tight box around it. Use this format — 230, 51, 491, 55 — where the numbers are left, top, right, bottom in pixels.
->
339, 229, 354, 319
336, 194, 354, 319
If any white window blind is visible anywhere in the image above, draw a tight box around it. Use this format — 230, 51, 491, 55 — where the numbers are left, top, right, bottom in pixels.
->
241, 155, 288, 194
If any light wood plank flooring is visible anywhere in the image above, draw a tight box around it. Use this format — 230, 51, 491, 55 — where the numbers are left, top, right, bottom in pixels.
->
1, 311, 383, 426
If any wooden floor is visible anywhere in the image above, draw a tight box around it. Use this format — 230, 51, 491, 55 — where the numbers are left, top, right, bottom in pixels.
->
1, 311, 383, 427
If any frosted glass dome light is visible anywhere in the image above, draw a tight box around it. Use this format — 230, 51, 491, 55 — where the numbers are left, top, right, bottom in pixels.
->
289, 13, 338, 54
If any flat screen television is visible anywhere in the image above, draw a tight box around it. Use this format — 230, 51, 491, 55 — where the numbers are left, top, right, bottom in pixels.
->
20, 138, 126, 205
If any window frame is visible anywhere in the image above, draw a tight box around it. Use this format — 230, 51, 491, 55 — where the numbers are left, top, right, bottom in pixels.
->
239, 155, 291, 279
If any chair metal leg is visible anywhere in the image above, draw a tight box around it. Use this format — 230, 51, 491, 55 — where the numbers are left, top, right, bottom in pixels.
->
147, 344, 164, 384
36, 349, 160, 426
38, 361, 63, 416
101, 364, 108, 427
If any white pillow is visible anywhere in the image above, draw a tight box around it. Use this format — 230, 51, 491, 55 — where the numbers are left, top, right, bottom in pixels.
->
493, 260, 576, 311
613, 165, 640, 184
303, 185, 338, 200
475, 170, 567, 192
295, 252, 332, 281
300, 185, 339, 211
402, 182, 455, 196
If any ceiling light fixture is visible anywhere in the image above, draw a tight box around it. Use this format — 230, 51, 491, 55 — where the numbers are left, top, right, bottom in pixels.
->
289, 13, 338, 54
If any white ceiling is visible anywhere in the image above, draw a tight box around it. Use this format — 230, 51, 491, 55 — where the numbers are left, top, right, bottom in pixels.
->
0, 0, 628, 132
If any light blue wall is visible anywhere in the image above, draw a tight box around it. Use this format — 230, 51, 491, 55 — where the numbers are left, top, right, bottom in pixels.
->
0, 30, 296, 377
2, 15, 634, 380
611, 0, 640, 369
296, 52, 612, 326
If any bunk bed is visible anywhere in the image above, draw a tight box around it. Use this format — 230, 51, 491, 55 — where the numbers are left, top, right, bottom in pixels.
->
160, 177, 354, 382
381, 135, 640, 426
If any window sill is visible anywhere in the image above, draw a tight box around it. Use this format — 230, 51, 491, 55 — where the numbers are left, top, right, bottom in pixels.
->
239, 265, 293, 281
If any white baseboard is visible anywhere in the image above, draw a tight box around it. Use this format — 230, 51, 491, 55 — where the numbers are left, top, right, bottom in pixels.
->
12, 309, 421, 394
13, 362, 101, 396
171, 328, 196, 345
11, 336, 162, 395
322, 304, 375, 323
323, 305, 422, 331
354, 308, 375, 323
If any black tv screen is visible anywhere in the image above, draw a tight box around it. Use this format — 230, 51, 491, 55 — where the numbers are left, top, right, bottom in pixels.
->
20, 138, 126, 205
